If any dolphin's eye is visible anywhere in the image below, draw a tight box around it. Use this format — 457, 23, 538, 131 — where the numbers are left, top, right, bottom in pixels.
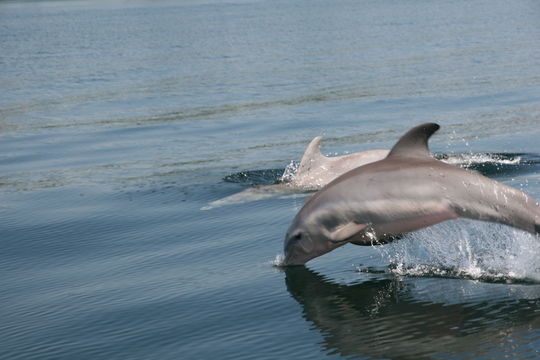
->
293, 232, 302, 240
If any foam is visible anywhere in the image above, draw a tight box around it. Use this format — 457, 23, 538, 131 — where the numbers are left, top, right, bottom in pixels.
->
368, 220, 540, 283
442, 153, 522, 166
271, 253, 286, 267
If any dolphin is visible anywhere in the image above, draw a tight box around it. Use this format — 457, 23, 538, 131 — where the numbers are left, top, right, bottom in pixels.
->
288, 136, 389, 188
283, 123, 540, 265
201, 137, 389, 210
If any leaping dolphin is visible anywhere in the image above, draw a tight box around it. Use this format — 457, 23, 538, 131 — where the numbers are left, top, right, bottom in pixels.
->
283, 123, 540, 266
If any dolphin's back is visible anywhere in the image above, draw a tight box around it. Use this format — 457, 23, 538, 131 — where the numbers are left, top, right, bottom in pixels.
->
306, 156, 540, 238
293, 136, 388, 188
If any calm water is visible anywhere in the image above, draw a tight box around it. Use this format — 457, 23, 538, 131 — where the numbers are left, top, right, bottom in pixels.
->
2, 0, 540, 359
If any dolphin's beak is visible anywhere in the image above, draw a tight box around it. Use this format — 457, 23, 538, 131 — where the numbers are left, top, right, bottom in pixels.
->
282, 253, 306, 266
283, 243, 299, 266
283, 235, 311, 266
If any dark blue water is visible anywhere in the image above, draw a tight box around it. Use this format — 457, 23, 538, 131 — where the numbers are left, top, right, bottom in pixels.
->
2, 0, 540, 359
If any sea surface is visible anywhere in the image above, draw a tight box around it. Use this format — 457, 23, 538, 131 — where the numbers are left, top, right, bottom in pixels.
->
2, 0, 540, 359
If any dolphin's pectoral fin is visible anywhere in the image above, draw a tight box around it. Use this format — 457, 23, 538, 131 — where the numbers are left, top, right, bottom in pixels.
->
328, 222, 368, 244
386, 123, 440, 159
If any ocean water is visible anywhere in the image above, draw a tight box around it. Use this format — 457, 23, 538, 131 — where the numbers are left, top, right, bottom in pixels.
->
2, 0, 540, 359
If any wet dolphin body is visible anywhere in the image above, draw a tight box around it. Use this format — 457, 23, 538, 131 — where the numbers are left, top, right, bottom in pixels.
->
201, 137, 389, 210
290, 136, 389, 188
284, 123, 540, 265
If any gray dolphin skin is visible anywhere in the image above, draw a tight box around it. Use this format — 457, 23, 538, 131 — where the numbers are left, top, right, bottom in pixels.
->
201, 137, 388, 210
283, 123, 540, 266
291, 136, 389, 188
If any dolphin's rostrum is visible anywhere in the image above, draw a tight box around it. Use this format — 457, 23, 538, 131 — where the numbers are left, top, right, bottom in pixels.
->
284, 123, 540, 266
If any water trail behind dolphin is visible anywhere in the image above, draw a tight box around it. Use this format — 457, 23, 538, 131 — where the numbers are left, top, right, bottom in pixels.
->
367, 220, 540, 283
442, 153, 522, 166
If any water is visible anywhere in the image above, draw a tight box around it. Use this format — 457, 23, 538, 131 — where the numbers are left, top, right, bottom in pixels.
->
2, 0, 540, 359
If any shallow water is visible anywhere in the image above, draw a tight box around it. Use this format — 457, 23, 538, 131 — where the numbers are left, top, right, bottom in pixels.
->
2, 0, 540, 359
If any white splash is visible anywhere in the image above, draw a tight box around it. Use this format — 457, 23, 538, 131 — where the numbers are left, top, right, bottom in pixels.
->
442, 153, 522, 167
371, 220, 540, 283
280, 160, 299, 183
271, 253, 286, 267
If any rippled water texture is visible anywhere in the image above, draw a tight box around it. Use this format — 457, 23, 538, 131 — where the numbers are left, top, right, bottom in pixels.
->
2, 0, 540, 359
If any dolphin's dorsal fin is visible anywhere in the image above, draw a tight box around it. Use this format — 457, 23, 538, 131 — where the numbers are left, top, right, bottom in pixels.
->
297, 136, 325, 170
387, 123, 440, 158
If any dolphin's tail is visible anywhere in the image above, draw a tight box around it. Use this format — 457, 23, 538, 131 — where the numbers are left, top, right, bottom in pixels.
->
451, 175, 540, 238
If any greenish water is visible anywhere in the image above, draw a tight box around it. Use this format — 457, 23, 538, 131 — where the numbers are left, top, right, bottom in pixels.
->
2, 0, 540, 359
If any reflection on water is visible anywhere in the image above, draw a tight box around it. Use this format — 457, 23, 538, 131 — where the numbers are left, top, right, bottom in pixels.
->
285, 267, 540, 359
